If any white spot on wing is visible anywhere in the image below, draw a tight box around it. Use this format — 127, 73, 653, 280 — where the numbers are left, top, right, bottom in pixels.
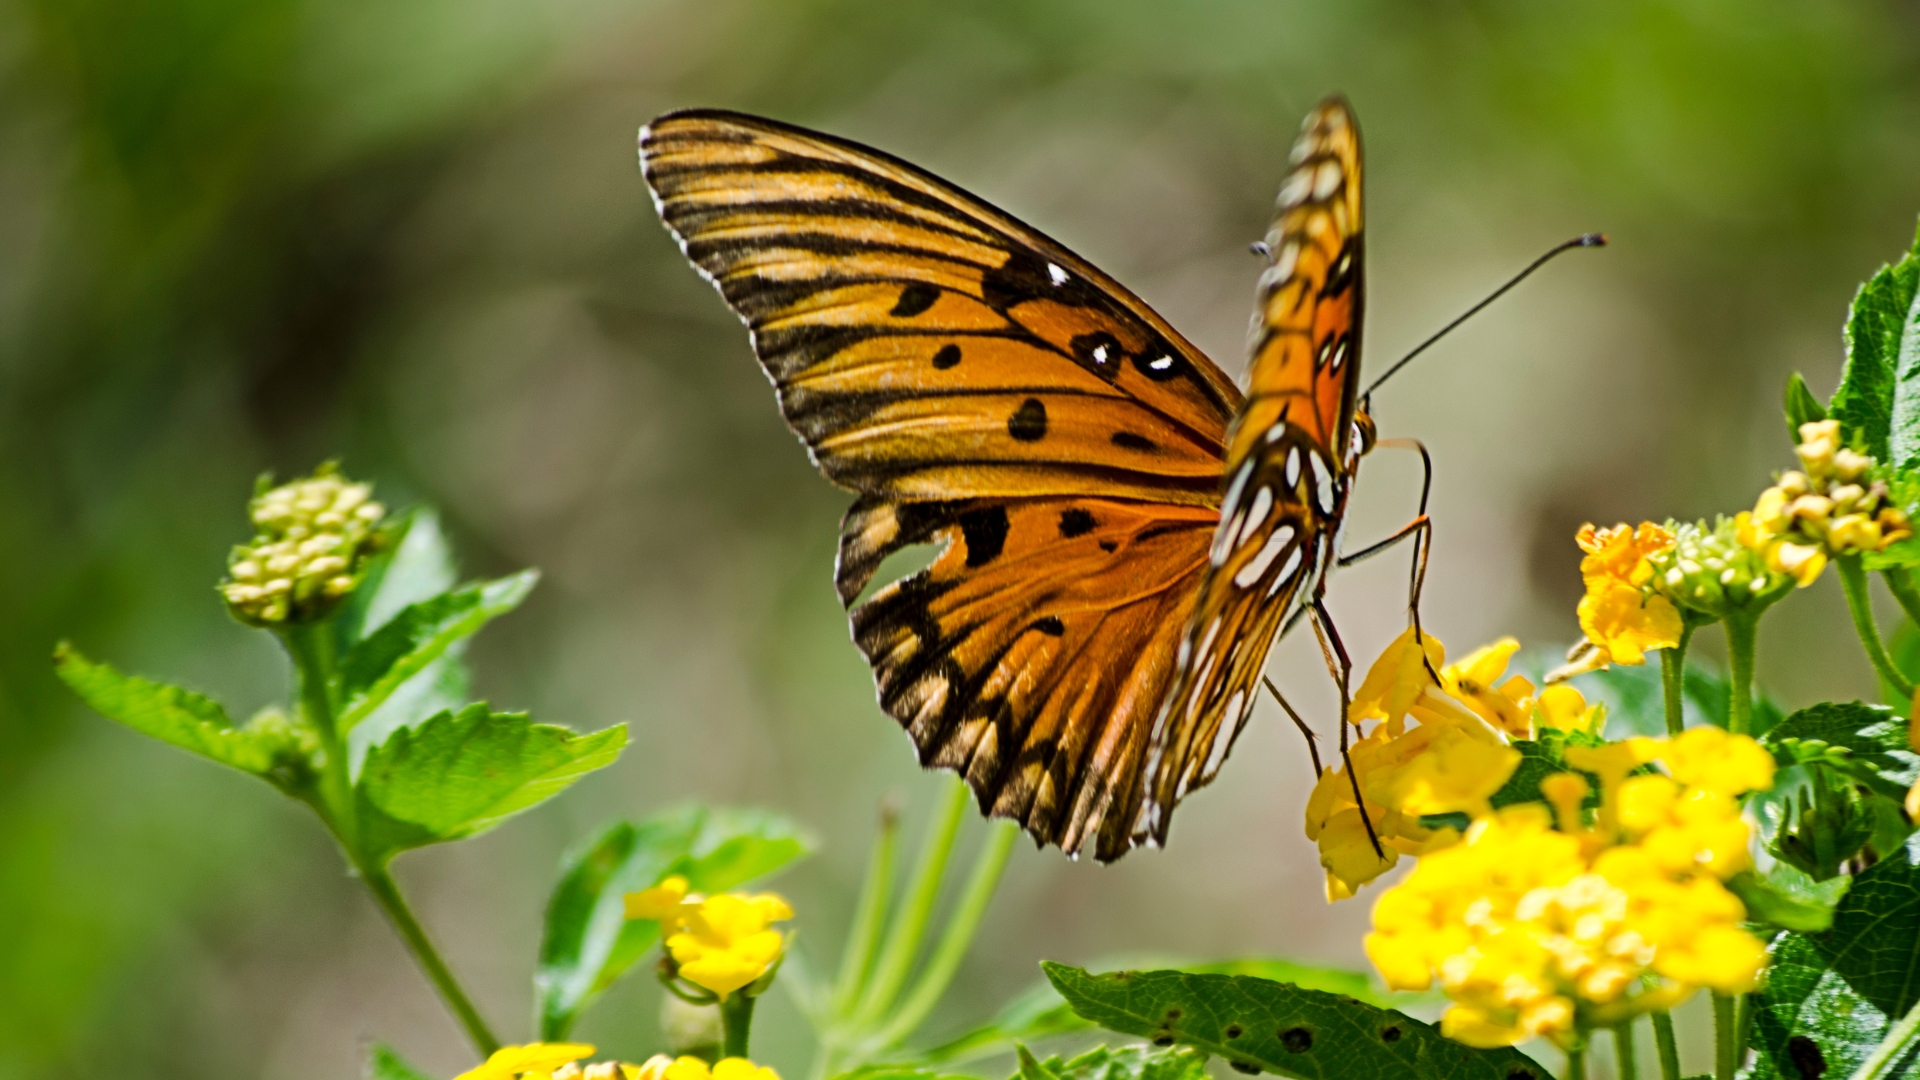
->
1092, 343, 1109, 364
1149, 355, 1174, 371
1048, 262, 1069, 286
1238, 487, 1274, 548
1313, 451, 1336, 514
1266, 546, 1305, 597
1314, 160, 1343, 199
1285, 447, 1301, 488
1265, 424, 1287, 443
1235, 529, 1290, 588
1278, 171, 1312, 208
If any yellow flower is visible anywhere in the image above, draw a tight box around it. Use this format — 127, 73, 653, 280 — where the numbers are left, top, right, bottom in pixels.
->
1440, 638, 1537, 738
1369, 722, 1521, 819
666, 893, 794, 999
1535, 684, 1605, 736
1737, 421, 1912, 583
652, 1058, 780, 1080
1655, 727, 1775, 797
1351, 625, 1446, 735
627, 875, 696, 922
1559, 523, 1684, 675
456, 1045, 600, 1080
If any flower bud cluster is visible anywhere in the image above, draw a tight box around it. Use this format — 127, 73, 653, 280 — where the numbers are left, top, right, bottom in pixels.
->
219, 464, 385, 625
1643, 517, 1791, 619
1740, 420, 1911, 586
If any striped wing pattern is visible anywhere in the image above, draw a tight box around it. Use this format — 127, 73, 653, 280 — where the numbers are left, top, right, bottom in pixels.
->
1137, 98, 1366, 845
641, 110, 1247, 859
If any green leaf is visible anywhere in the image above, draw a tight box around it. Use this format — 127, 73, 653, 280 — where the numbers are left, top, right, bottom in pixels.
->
1013, 1044, 1210, 1080
1750, 836, 1920, 1079
1785, 371, 1829, 445
1042, 964, 1549, 1080
1832, 221, 1920, 462
910, 960, 1384, 1068
368, 1043, 438, 1080
337, 570, 538, 733
334, 507, 462, 646
52, 643, 314, 793
1762, 701, 1920, 800
1489, 729, 1606, 812
1726, 870, 1837, 933
835, 1068, 976, 1080
534, 804, 813, 1039
354, 703, 625, 862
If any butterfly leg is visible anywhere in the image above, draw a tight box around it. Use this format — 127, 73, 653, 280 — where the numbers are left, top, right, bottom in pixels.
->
1339, 437, 1440, 681
1262, 676, 1323, 776
1310, 599, 1385, 858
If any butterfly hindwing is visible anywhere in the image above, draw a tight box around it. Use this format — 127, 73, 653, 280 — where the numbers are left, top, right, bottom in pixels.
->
1138, 97, 1367, 845
641, 109, 1246, 858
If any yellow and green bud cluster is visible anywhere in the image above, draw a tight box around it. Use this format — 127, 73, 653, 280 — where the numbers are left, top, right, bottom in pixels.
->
1644, 517, 1792, 620
219, 463, 386, 626
1739, 420, 1911, 586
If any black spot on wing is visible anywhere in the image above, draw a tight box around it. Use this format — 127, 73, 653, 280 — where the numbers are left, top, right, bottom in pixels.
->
1132, 334, 1189, 382
1071, 331, 1123, 376
1058, 507, 1096, 538
1110, 431, 1156, 451
1033, 616, 1065, 636
931, 343, 962, 369
1008, 398, 1048, 442
891, 282, 940, 317
958, 506, 1010, 567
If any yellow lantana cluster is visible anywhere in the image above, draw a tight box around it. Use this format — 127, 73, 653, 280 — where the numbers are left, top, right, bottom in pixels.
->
219, 463, 386, 625
1363, 726, 1774, 1050
626, 877, 793, 999
455, 1046, 780, 1080
1553, 523, 1684, 680
1740, 419, 1911, 584
1305, 628, 1603, 900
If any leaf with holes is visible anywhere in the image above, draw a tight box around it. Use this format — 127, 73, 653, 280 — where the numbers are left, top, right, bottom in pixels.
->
1042, 964, 1548, 1080
535, 805, 813, 1039
912, 959, 1383, 1067
1014, 1043, 1210, 1080
1748, 835, 1920, 1079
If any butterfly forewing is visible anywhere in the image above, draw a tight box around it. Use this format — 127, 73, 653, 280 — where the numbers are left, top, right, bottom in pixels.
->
1137, 97, 1367, 846
641, 110, 1247, 859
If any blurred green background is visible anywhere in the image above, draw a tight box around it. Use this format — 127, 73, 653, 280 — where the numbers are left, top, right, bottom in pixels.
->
4, 1, 1919, 1076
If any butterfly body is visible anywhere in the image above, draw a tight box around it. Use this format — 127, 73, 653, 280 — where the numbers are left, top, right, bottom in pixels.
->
641, 99, 1370, 861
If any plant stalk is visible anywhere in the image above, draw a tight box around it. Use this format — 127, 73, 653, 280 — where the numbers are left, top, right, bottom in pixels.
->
1615, 1019, 1639, 1080
1651, 1009, 1682, 1080
282, 624, 354, 837
1722, 614, 1759, 736
870, 819, 1019, 1049
1881, 566, 1920, 628
1713, 992, 1738, 1080
721, 993, 758, 1059
1839, 556, 1916, 699
853, 778, 969, 1025
1850, 995, 1920, 1080
1565, 1046, 1585, 1080
1660, 626, 1694, 737
362, 861, 501, 1055
831, 799, 901, 1018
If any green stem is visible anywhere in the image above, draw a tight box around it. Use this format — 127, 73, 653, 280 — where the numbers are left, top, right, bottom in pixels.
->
362, 861, 501, 1055
871, 819, 1019, 1048
721, 993, 757, 1060
282, 624, 354, 834
1713, 992, 1738, 1080
831, 799, 901, 1019
1881, 566, 1920, 629
1651, 1010, 1682, 1080
1723, 614, 1759, 736
1839, 556, 1916, 699
853, 779, 969, 1025
1660, 626, 1695, 737
1615, 1019, 1639, 1080
1565, 1045, 1585, 1080
1850, 995, 1920, 1080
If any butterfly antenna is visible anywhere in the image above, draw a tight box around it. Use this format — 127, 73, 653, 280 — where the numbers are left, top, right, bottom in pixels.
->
1361, 233, 1606, 401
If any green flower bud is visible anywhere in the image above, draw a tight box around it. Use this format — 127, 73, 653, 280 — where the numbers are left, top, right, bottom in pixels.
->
219, 463, 386, 626
1645, 516, 1793, 620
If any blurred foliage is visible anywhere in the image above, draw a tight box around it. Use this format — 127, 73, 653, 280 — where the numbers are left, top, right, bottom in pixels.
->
7, 1, 1920, 1078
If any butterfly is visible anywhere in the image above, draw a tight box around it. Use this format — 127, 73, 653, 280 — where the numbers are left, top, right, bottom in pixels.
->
640, 96, 1418, 862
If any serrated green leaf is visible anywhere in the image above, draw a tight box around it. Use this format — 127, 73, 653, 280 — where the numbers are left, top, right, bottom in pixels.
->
355, 703, 625, 862
1489, 731, 1606, 812
1042, 964, 1548, 1080
1013, 1044, 1210, 1080
909, 960, 1382, 1069
337, 571, 538, 733
1751, 837, 1920, 1078
368, 1043, 437, 1080
1833, 222, 1920, 462
53, 643, 313, 793
534, 804, 813, 1039
1785, 371, 1829, 445
1762, 701, 1920, 800
334, 508, 462, 646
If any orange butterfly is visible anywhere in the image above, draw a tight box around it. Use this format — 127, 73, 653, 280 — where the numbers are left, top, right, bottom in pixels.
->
641, 97, 1418, 861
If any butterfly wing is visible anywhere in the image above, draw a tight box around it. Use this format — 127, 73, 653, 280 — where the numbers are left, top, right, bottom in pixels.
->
640, 109, 1243, 859
1138, 96, 1366, 845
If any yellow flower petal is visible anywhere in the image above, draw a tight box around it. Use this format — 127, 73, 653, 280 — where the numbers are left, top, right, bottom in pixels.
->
1352, 626, 1446, 731
1578, 583, 1683, 665
663, 1057, 714, 1080
457, 1045, 597, 1080
626, 876, 693, 921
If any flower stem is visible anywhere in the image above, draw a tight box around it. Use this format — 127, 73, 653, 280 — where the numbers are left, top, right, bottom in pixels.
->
1615, 1019, 1640, 1080
1713, 992, 1738, 1080
1722, 614, 1759, 736
721, 993, 757, 1059
1850, 995, 1920, 1080
362, 861, 501, 1055
1660, 626, 1694, 737
1839, 556, 1916, 699
852, 778, 968, 1025
831, 799, 901, 1019
1881, 566, 1920, 628
870, 819, 1018, 1049
1565, 1045, 1586, 1080
1651, 1009, 1682, 1080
